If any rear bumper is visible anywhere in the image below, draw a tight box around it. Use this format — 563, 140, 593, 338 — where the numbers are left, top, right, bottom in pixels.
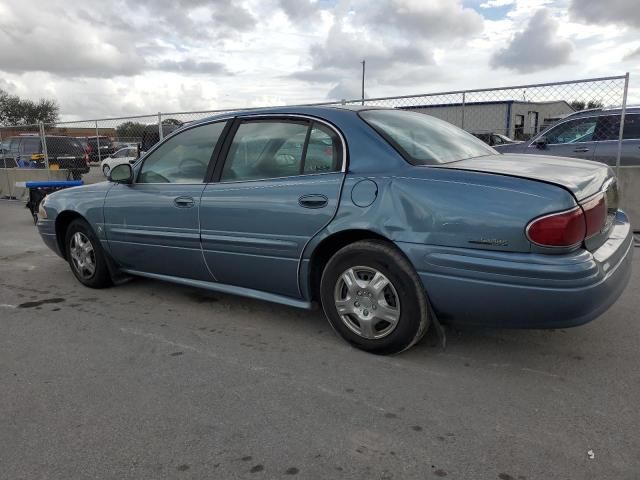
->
397, 211, 633, 328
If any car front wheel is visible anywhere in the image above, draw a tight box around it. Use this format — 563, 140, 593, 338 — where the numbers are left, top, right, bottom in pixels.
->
320, 240, 429, 355
102, 164, 110, 177
65, 219, 111, 288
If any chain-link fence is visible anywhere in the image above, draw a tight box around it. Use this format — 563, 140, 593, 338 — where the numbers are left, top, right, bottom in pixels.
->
0, 74, 631, 192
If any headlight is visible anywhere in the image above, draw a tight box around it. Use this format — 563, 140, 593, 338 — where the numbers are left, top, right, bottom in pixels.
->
38, 202, 48, 220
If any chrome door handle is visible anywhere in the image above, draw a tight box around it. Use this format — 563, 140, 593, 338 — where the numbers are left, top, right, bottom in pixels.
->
573, 148, 590, 153
174, 196, 195, 208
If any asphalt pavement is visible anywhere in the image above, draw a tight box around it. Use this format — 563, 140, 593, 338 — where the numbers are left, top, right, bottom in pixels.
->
1, 198, 638, 480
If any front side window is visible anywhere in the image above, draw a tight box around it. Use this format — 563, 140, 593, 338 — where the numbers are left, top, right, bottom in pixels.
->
360, 110, 495, 165
543, 118, 597, 144
221, 120, 341, 182
9, 138, 20, 153
138, 122, 226, 183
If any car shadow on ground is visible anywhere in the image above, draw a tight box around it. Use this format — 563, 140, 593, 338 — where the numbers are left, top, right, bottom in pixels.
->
110, 274, 609, 367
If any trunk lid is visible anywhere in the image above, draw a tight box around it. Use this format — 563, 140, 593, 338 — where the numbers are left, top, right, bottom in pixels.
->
445, 153, 612, 201
443, 153, 620, 252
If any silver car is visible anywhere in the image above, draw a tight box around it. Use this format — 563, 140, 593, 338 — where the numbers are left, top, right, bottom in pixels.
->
494, 106, 640, 166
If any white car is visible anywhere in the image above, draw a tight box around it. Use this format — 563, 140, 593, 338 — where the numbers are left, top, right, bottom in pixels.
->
101, 147, 139, 177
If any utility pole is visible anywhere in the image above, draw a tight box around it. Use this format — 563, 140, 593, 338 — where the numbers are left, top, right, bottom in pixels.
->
361, 59, 366, 106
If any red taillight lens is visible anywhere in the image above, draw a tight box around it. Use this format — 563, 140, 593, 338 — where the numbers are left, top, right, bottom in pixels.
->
526, 207, 586, 247
83, 153, 89, 165
581, 193, 606, 238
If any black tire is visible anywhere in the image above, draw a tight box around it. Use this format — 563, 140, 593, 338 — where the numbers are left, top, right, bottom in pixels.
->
102, 164, 110, 177
320, 240, 429, 355
65, 219, 112, 288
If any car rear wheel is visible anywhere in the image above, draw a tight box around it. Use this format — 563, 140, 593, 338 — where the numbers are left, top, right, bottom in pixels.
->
102, 164, 110, 177
320, 240, 429, 355
65, 219, 111, 288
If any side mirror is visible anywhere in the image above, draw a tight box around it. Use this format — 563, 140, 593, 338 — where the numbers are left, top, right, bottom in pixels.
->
533, 136, 548, 149
109, 163, 134, 184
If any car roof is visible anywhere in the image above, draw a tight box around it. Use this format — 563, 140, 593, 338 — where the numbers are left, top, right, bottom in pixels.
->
193, 105, 381, 124
564, 105, 640, 119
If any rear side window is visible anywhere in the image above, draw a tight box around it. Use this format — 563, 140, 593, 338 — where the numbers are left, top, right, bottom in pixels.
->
304, 124, 341, 173
624, 115, 640, 139
220, 120, 341, 182
594, 114, 640, 141
222, 121, 308, 181
20, 138, 41, 154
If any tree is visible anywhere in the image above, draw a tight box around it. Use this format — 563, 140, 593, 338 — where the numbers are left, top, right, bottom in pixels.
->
162, 118, 183, 126
0, 89, 59, 126
570, 100, 604, 111
115, 121, 147, 139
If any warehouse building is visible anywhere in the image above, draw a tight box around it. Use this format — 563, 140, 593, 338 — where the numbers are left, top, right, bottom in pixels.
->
404, 100, 575, 140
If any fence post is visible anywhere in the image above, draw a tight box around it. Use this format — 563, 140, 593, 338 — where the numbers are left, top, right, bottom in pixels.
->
461, 91, 466, 130
39, 121, 50, 178
95, 121, 102, 164
158, 112, 163, 140
0, 128, 5, 169
615, 72, 629, 179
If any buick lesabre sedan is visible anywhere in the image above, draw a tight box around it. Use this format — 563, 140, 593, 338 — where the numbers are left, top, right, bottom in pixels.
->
36, 107, 633, 354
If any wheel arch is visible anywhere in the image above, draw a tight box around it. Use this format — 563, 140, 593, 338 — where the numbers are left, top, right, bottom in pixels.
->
55, 210, 87, 260
305, 229, 396, 303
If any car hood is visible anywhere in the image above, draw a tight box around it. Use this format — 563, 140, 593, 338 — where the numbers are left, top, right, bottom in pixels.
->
443, 154, 613, 201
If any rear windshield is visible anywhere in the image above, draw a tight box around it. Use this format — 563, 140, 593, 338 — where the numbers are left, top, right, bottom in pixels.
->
47, 137, 84, 154
360, 109, 496, 165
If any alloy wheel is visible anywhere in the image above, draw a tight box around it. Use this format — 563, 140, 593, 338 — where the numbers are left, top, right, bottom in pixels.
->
69, 231, 96, 280
333, 266, 401, 340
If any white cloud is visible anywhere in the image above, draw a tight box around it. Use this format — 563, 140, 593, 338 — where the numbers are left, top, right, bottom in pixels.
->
490, 9, 574, 73
0, 0, 637, 120
569, 0, 640, 29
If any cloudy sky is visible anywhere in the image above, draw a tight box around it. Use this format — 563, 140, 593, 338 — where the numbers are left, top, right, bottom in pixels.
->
0, 0, 638, 120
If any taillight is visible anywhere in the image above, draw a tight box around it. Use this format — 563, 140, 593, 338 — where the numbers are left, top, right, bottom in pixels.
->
83, 153, 89, 165
581, 193, 606, 238
526, 207, 586, 247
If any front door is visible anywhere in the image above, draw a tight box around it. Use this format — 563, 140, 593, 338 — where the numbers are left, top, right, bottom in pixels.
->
104, 121, 227, 280
529, 116, 597, 161
199, 116, 345, 298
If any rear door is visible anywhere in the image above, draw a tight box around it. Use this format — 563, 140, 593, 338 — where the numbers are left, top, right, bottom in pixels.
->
531, 116, 597, 160
593, 113, 640, 166
199, 116, 345, 298
103, 120, 228, 280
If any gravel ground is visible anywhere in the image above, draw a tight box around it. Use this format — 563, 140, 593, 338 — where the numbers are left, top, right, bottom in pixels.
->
0, 199, 638, 480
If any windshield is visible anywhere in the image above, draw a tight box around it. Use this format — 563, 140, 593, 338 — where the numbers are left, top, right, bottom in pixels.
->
360, 109, 496, 165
